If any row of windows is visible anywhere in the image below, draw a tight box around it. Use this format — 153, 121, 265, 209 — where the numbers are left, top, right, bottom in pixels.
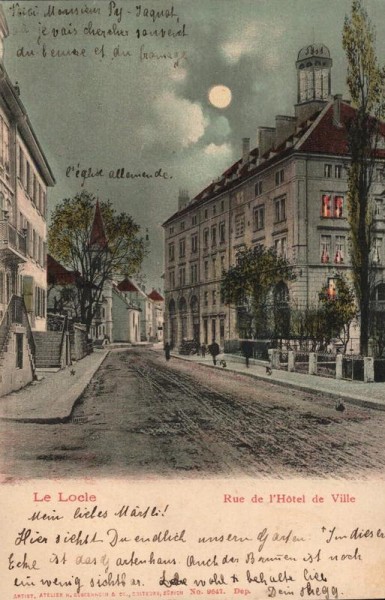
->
170, 200, 227, 235
324, 163, 343, 179
169, 225, 227, 261
169, 255, 226, 289
0, 116, 10, 172
17, 145, 47, 218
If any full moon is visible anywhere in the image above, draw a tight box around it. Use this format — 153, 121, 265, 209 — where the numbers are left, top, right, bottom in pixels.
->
208, 85, 232, 108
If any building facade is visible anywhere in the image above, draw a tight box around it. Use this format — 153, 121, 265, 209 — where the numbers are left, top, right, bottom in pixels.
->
0, 8, 54, 395
162, 43, 385, 349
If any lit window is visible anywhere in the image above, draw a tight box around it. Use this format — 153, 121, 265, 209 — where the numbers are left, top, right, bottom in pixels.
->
235, 214, 245, 237
334, 196, 343, 218
321, 194, 331, 218
320, 235, 331, 263
274, 197, 286, 223
253, 205, 265, 230
327, 278, 337, 299
324, 164, 332, 178
335, 236, 345, 263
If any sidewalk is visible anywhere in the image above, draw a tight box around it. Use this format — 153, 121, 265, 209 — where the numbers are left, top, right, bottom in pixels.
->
0, 350, 108, 423
167, 350, 385, 411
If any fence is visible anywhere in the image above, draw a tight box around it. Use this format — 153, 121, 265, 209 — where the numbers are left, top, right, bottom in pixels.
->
269, 349, 374, 382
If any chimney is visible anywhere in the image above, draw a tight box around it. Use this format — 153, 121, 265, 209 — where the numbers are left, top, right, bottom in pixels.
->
242, 137, 250, 164
333, 94, 343, 127
257, 127, 276, 162
178, 189, 189, 211
275, 115, 297, 148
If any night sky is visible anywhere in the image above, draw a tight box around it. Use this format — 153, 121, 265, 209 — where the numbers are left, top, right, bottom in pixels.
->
3, 0, 385, 289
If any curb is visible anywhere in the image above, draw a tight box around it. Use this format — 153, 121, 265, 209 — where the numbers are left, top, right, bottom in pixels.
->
169, 354, 385, 412
0, 351, 110, 424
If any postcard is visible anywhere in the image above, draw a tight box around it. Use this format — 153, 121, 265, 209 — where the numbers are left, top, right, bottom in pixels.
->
1, 0, 385, 598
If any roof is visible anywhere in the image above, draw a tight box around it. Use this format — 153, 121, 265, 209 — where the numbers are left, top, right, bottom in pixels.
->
163, 99, 385, 226
89, 200, 108, 248
297, 43, 330, 61
47, 254, 78, 285
148, 289, 164, 302
117, 277, 140, 293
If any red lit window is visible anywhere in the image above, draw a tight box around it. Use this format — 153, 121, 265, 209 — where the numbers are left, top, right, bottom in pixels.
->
334, 196, 343, 218
327, 278, 337, 299
321, 194, 331, 217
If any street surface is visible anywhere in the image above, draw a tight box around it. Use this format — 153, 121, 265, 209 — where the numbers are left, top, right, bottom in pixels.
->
1, 347, 385, 480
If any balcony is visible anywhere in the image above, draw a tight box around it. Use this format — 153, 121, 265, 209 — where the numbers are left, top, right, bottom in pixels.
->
0, 220, 27, 262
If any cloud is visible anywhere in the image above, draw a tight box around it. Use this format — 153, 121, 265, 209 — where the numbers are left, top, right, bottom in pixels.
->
139, 91, 208, 150
221, 21, 285, 65
204, 142, 232, 157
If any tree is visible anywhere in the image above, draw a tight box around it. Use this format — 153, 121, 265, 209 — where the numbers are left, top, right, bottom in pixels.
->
49, 191, 147, 332
221, 246, 295, 339
318, 276, 358, 353
342, 0, 385, 355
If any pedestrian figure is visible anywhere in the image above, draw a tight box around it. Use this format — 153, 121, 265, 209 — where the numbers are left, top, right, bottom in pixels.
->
240, 339, 254, 368
164, 342, 171, 361
200, 343, 206, 358
208, 340, 220, 365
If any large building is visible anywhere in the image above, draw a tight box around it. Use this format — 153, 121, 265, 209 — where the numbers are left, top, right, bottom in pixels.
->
0, 8, 55, 395
162, 43, 385, 349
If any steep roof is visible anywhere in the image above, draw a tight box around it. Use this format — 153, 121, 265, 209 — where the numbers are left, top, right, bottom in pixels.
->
148, 289, 164, 302
47, 254, 78, 285
163, 99, 385, 227
117, 277, 140, 293
89, 200, 108, 248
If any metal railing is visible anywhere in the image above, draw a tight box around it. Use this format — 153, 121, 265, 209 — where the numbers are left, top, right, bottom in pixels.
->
0, 220, 26, 256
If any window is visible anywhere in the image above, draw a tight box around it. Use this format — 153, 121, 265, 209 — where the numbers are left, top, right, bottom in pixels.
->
180, 221, 185, 231
376, 168, 383, 183
32, 229, 37, 260
212, 290, 217, 305
219, 221, 226, 243
235, 214, 245, 237
321, 194, 331, 218
190, 263, 198, 284
169, 270, 175, 288
191, 233, 198, 253
334, 195, 343, 218
275, 169, 284, 186
213, 205, 216, 215
33, 174, 38, 206
253, 205, 265, 230
168, 243, 175, 262
373, 238, 382, 264
204, 209, 208, 219
274, 237, 287, 258
335, 235, 345, 263
324, 164, 332, 178
327, 278, 337, 299
221, 200, 224, 212
169, 226, 174, 235
320, 235, 331, 263
335, 164, 342, 178
212, 258, 216, 279
192, 215, 197, 226
376, 198, 384, 217
255, 180, 263, 196
220, 254, 225, 273
203, 228, 209, 249
204, 260, 209, 280
179, 238, 185, 258
179, 267, 186, 286
274, 197, 286, 223
211, 225, 217, 246
204, 291, 208, 307
18, 147, 24, 182
0, 117, 9, 170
